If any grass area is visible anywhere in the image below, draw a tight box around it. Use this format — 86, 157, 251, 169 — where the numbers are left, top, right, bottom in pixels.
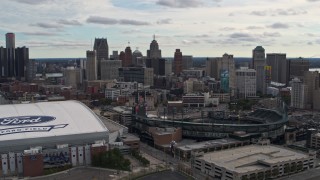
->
43, 164, 72, 175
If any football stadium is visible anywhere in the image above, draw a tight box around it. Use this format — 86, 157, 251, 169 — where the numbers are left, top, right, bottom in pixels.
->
0, 101, 109, 177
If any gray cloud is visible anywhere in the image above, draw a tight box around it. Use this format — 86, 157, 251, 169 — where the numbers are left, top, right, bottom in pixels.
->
12, 0, 55, 5
87, 16, 150, 26
251, 11, 267, 16
268, 23, 289, 29
220, 27, 236, 31
277, 9, 307, 16
157, 18, 172, 25
229, 33, 260, 42
307, 0, 320, 2
250, 9, 307, 17
58, 19, 82, 26
230, 33, 251, 38
122, 29, 141, 34
246, 26, 264, 30
263, 32, 281, 37
156, 0, 203, 8
31, 22, 63, 29
195, 34, 210, 38
119, 19, 150, 26
23, 32, 59, 36
86, 16, 118, 25
182, 39, 200, 44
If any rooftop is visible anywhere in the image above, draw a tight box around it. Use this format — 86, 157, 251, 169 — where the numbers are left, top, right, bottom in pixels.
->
199, 145, 309, 174
177, 138, 242, 151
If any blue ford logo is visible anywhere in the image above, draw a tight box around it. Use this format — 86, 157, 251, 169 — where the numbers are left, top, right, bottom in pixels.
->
0, 116, 56, 126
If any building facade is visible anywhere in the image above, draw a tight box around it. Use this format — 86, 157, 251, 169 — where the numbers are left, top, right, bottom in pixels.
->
291, 77, 307, 109
252, 46, 267, 94
173, 49, 183, 75
182, 55, 193, 70
118, 67, 154, 86
147, 36, 161, 59
193, 144, 316, 180
266, 53, 288, 84
236, 67, 256, 99
86, 50, 97, 81
289, 58, 309, 81
101, 60, 122, 80
146, 58, 165, 76
93, 38, 109, 80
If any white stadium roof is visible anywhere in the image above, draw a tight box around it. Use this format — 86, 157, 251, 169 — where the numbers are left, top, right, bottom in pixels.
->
0, 101, 109, 153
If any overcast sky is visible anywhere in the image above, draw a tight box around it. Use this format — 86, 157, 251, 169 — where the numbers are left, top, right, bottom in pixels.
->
0, 0, 320, 58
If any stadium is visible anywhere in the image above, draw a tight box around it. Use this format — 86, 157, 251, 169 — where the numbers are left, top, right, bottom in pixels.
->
132, 102, 288, 141
0, 101, 109, 177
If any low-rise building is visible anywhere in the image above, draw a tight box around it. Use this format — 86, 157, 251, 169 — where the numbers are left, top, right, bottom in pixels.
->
182, 94, 205, 107
193, 144, 316, 180
174, 138, 250, 161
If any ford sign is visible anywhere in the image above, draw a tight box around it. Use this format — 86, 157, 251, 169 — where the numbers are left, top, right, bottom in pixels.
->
0, 116, 56, 126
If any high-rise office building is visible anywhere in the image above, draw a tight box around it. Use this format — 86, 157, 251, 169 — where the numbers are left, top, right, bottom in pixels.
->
206, 54, 235, 94
0, 46, 6, 76
252, 46, 266, 94
303, 71, 320, 109
1, 33, 29, 79
15, 46, 29, 80
110, 51, 119, 60
146, 58, 165, 76
165, 60, 172, 76
101, 60, 122, 80
206, 57, 220, 79
236, 67, 256, 99
147, 36, 161, 59
6, 33, 15, 49
291, 77, 307, 109
93, 38, 109, 79
86, 50, 97, 81
288, 58, 309, 81
63, 67, 82, 89
182, 55, 193, 70
173, 49, 183, 75
266, 53, 288, 84
122, 46, 132, 67
118, 67, 154, 86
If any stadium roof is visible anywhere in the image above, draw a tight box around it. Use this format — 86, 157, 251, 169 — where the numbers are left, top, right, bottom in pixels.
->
0, 101, 109, 152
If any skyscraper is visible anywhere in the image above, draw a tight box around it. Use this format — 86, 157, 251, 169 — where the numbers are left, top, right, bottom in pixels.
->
173, 49, 182, 75
182, 55, 193, 70
291, 78, 307, 109
123, 46, 132, 67
288, 58, 309, 81
147, 35, 161, 59
303, 71, 320, 109
93, 38, 109, 79
6, 33, 15, 49
0, 47, 6, 76
266, 53, 288, 84
252, 46, 266, 94
236, 67, 256, 99
15, 46, 29, 80
86, 50, 97, 81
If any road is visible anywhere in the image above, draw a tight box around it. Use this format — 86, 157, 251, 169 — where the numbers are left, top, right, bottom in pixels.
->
140, 143, 189, 167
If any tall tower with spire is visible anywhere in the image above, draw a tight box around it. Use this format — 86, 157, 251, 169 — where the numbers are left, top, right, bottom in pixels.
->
147, 35, 161, 59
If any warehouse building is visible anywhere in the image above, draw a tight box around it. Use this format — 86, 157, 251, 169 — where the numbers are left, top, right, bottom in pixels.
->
193, 143, 316, 180
0, 101, 109, 177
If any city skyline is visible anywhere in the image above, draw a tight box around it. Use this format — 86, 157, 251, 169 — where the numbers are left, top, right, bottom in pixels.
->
0, 0, 320, 58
